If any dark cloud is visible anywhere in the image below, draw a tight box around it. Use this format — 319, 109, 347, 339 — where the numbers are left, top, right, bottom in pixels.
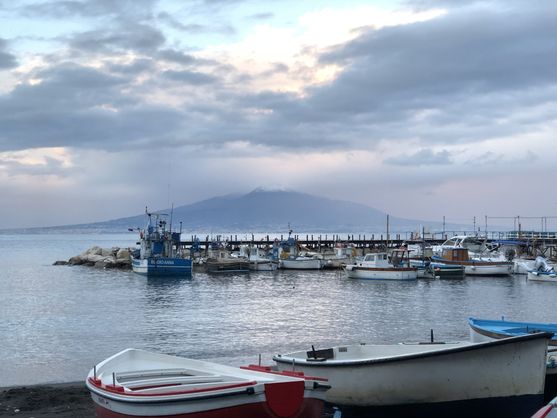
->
162, 70, 219, 85
157, 49, 219, 67
0, 39, 18, 69
317, 4, 557, 110
20, 0, 157, 20
385, 149, 452, 166
271, 3, 557, 147
2, 0, 557, 158
105, 58, 154, 75
0, 64, 186, 152
68, 22, 165, 54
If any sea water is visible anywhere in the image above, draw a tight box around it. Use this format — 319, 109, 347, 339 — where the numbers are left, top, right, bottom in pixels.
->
1, 232, 557, 387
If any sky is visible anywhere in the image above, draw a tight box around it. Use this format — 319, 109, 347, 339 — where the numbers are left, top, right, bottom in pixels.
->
0, 0, 556, 230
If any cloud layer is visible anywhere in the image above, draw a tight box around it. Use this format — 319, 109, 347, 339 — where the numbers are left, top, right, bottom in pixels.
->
1, 0, 556, 228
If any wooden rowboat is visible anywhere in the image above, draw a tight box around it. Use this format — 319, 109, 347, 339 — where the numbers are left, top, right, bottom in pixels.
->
273, 333, 552, 417
86, 348, 328, 418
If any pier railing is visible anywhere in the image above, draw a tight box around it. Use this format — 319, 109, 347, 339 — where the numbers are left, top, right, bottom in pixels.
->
179, 231, 557, 249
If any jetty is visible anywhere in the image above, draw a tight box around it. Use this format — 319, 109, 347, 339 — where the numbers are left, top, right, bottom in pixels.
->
178, 231, 557, 259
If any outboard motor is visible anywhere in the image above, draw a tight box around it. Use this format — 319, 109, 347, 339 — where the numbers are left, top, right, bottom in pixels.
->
534, 256, 555, 273
504, 249, 516, 262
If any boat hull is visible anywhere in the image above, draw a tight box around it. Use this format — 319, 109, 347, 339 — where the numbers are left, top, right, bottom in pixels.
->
91, 391, 324, 418
131, 258, 192, 276
336, 395, 542, 418
428, 263, 465, 279
274, 334, 550, 412
87, 349, 326, 418
431, 257, 513, 276
280, 259, 324, 270
345, 266, 417, 280
205, 260, 250, 274
528, 271, 557, 282
249, 261, 278, 271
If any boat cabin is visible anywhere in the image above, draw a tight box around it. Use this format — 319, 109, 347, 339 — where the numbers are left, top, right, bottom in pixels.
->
439, 236, 486, 252
441, 247, 470, 262
360, 250, 410, 268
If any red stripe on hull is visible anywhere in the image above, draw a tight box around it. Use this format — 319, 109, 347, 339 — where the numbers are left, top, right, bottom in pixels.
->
94, 398, 324, 418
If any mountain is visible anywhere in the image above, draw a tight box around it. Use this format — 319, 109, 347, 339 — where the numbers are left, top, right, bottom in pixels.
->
36, 189, 444, 233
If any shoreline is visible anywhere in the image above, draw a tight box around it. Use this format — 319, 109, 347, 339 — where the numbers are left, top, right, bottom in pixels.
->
0, 381, 95, 417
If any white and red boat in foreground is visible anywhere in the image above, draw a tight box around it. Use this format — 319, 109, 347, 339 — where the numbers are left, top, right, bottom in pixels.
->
86, 348, 328, 418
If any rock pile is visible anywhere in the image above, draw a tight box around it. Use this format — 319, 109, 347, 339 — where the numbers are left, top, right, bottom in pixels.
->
55, 246, 132, 269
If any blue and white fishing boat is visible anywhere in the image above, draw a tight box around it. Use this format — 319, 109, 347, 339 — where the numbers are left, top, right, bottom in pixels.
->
131, 208, 192, 277
469, 317, 557, 346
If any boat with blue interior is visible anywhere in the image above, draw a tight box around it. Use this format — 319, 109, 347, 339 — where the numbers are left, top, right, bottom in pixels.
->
469, 317, 557, 346
131, 208, 192, 277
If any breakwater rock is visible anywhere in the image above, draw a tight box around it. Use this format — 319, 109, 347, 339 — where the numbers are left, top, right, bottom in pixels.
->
55, 246, 132, 269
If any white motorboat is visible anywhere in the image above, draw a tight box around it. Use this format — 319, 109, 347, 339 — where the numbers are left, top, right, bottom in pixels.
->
344, 250, 418, 280
86, 348, 328, 418
432, 235, 490, 255
322, 244, 356, 268
249, 257, 279, 271
273, 333, 552, 416
279, 256, 325, 270
529, 270, 557, 282
239, 245, 279, 271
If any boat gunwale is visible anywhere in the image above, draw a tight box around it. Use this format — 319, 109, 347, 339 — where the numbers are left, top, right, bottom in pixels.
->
86, 379, 261, 405
273, 332, 554, 367
430, 257, 513, 267
347, 266, 417, 272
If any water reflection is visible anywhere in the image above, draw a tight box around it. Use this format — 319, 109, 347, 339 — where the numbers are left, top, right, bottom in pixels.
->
3, 234, 557, 386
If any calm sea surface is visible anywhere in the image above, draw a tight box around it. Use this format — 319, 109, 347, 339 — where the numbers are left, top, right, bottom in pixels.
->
2, 232, 557, 387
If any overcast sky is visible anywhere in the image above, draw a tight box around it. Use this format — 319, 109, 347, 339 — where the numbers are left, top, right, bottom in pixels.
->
1, 0, 556, 230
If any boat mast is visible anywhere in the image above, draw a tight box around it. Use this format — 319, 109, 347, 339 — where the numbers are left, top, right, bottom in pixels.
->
386, 214, 390, 251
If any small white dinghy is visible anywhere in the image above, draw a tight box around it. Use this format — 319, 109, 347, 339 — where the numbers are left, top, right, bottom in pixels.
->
528, 256, 557, 282
86, 348, 329, 418
273, 333, 552, 417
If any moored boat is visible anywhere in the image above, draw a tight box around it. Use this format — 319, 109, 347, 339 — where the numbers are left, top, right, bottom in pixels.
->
273, 333, 552, 417
431, 248, 513, 276
239, 245, 278, 271
280, 256, 325, 270
469, 317, 557, 346
432, 235, 489, 254
86, 348, 328, 418
409, 258, 463, 279
345, 250, 417, 280
528, 257, 557, 282
469, 317, 557, 402
131, 209, 192, 277
426, 262, 466, 279
529, 270, 557, 282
